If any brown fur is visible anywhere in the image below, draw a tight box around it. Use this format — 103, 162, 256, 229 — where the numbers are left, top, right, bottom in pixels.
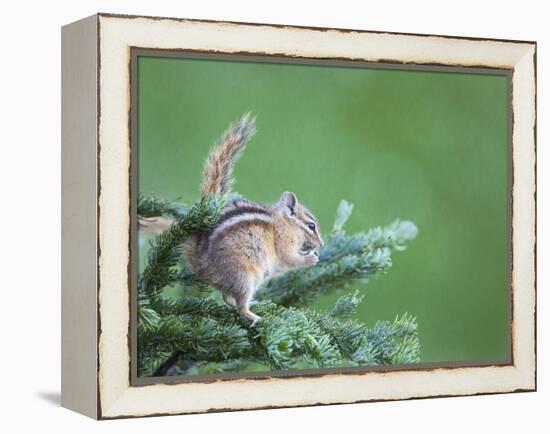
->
185, 115, 323, 324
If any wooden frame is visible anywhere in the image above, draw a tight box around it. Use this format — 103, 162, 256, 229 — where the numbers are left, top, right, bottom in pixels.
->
61, 13, 536, 419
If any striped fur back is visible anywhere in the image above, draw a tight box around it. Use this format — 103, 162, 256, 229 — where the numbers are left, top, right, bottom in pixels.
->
185, 199, 271, 276
209, 199, 272, 243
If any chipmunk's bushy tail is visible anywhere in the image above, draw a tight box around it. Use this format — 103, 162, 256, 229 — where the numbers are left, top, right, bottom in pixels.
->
199, 113, 256, 197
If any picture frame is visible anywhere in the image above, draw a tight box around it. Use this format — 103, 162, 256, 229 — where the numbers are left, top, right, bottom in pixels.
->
61, 13, 536, 419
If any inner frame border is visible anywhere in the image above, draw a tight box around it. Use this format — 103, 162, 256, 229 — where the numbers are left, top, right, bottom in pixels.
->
128, 47, 514, 387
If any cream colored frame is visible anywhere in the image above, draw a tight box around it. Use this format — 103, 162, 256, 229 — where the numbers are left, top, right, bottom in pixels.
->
61, 13, 536, 419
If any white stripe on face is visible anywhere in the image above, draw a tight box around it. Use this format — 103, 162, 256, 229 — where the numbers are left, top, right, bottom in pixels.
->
208, 213, 273, 242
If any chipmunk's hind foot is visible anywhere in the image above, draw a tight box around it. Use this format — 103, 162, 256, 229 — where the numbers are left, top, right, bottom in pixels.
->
241, 309, 261, 326
235, 291, 262, 326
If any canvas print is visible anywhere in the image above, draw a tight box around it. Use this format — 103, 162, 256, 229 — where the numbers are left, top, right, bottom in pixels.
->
134, 52, 510, 379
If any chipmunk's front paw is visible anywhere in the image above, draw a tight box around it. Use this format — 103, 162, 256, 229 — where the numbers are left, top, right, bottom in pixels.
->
304, 251, 319, 265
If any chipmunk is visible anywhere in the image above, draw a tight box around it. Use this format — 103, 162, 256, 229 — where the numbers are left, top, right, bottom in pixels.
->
184, 113, 324, 325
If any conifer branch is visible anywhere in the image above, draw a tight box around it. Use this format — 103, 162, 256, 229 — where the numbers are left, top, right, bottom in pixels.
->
136, 196, 420, 377
257, 201, 418, 306
138, 193, 189, 219
138, 195, 225, 295
137, 295, 420, 376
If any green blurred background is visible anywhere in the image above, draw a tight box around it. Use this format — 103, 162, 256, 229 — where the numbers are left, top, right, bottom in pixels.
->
137, 55, 510, 364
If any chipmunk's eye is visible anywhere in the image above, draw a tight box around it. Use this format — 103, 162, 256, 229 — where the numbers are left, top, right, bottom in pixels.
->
307, 222, 316, 231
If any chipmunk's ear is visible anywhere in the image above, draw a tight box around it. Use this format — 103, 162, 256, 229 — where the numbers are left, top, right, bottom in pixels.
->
278, 191, 297, 216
